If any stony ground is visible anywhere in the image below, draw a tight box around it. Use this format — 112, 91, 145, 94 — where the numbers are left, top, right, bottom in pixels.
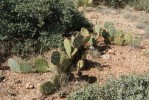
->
0, 5, 149, 100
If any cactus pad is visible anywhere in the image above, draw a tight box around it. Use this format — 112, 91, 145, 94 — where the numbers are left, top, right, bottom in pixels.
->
107, 25, 116, 38
64, 38, 72, 57
104, 22, 113, 29
73, 35, 84, 49
124, 34, 132, 45
40, 81, 55, 95
114, 36, 125, 46
20, 62, 33, 73
81, 27, 90, 37
8, 58, 21, 73
34, 59, 50, 72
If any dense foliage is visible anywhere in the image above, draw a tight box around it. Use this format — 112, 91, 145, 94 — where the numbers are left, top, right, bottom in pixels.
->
67, 74, 149, 100
0, 0, 92, 55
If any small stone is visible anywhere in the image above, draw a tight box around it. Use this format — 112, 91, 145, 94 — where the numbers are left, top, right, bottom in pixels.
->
108, 49, 115, 55
26, 83, 34, 89
0, 75, 5, 82
102, 54, 111, 60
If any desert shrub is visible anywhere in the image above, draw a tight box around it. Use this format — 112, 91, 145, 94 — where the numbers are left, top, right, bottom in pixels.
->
0, 0, 92, 56
67, 74, 149, 100
93, 0, 130, 8
131, 0, 149, 12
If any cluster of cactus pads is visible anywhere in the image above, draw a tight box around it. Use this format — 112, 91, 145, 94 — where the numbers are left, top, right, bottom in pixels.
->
40, 28, 97, 95
8, 23, 133, 95
8, 58, 50, 73
94, 21, 133, 46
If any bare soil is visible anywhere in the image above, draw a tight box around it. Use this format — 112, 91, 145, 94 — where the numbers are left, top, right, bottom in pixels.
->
0, 6, 149, 100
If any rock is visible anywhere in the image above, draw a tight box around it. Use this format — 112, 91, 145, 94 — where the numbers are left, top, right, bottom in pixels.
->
108, 49, 115, 55
0, 75, 4, 82
101, 54, 111, 60
26, 83, 34, 89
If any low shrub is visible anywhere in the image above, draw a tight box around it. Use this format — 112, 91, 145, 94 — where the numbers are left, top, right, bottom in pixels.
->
131, 0, 149, 12
67, 74, 149, 100
0, 0, 92, 56
93, 0, 130, 8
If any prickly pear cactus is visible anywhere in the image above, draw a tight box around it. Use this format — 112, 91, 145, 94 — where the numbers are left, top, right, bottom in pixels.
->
114, 30, 124, 37
8, 58, 21, 73
77, 60, 84, 75
64, 38, 72, 58
81, 27, 90, 37
94, 24, 101, 39
104, 22, 113, 29
73, 34, 84, 49
40, 81, 55, 95
101, 29, 111, 45
101, 29, 110, 39
51, 51, 71, 72
77, 60, 84, 69
124, 34, 132, 45
88, 35, 96, 46
20, 62, 34, 73
58, 57, 71, 72
107, 25, 116, 38
51, 51, 65, 66
34, 59, 50, 73
8, 58, 33, 73
114, 36, 125, 46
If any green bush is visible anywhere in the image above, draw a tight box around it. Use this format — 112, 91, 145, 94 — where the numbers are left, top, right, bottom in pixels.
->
67, 74, 149, 100
93, 0, 129, 8
0, 0, 92, 55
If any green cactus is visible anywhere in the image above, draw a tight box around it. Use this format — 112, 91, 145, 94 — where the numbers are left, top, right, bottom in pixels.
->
73, 34, 84, 49
101, 29, 111, 45
51, 51, 71, 72
71, 35, 75, 47
58, 57, 71, 72
124, 34, 132, 45
77, 60, 84, 75
107, 25, 116, 38
101, 29, 110, 39
20, 62, 34, 73
94, 24, 101, 39
81, 27, 90, 37
51, 51, 65, 66
88, 35, 96, 46
64, 38, 72, 58
104, 22, 113, 29
40, 81, 55, 95
77, 60, 84, 69
8, 58, 33, 73
114, 36, 125, 46
8, 58, 21, 72
51, 75, 62, 88
114, 30, 124, 37
34, 59, 50, 73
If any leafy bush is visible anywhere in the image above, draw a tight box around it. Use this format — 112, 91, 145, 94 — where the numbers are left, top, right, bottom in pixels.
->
67, 74, 149, 100
93, 0, 129, 8
0, 0, 92, 56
